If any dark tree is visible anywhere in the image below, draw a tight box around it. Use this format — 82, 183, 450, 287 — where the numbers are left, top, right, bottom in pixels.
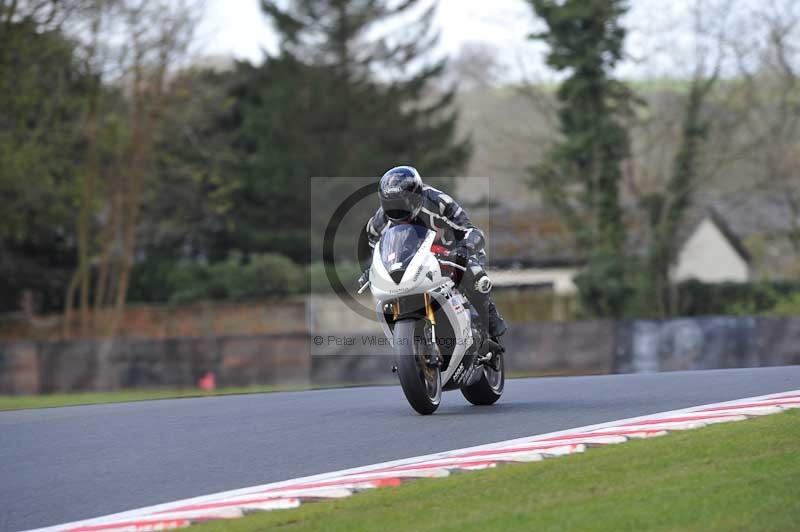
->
527, 0, 635, 318
128, 67, 240, 303
221, 0, 471, 263
0, 19, 89, 312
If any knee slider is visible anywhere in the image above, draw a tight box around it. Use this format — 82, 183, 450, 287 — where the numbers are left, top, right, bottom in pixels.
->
474, 273, 492, 294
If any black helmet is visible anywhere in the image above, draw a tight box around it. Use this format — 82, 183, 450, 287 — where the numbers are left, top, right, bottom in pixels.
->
379, 166, 423, 222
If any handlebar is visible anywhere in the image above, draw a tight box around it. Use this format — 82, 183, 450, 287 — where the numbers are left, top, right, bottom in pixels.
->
438, 259, 466, 272
430, 243, 467, 272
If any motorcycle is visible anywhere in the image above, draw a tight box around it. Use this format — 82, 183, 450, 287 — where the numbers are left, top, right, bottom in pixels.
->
359, 223, 505, 415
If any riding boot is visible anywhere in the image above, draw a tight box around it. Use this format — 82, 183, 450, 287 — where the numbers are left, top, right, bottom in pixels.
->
470, 290, 507, 339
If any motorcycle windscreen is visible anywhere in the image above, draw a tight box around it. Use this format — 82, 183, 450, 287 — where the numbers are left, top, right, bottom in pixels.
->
379, 224, 430, 276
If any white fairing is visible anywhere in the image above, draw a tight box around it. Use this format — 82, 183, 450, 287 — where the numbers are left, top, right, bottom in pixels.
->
369, 229, 474, 386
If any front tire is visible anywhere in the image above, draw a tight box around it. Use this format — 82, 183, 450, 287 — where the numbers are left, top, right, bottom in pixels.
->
461, 352, 504, 406
394, 319, 441, 415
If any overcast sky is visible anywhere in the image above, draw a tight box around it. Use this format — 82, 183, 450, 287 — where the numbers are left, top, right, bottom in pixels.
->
196, 0, 715, 81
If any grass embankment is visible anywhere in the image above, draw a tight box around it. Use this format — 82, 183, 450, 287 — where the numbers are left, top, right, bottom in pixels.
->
0, 371, 589, 411
198, 409, 800, 532
0, 384, 353, 411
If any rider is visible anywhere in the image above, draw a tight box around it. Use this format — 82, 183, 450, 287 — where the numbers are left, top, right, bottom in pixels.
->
362, 165, 507, 340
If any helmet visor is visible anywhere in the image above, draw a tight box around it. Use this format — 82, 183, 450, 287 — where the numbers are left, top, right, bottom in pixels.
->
381, 192, 422, 222
385, 209, 412, 221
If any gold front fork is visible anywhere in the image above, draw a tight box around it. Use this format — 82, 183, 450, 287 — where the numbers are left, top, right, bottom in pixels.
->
388, 295, 436, 324
424, 293, 436, 324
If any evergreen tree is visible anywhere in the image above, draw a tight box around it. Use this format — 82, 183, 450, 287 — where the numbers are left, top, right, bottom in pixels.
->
222, 0, 470, 263
128, 67, 240, 303
0, 19, 89, 312
527, 0, 634, 318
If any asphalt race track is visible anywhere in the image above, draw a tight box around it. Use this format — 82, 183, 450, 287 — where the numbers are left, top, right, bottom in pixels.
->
3, 366, 800, 531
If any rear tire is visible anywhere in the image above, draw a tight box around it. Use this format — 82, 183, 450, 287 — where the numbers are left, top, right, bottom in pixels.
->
394, 319, 441, 415
461, 352, 504, 406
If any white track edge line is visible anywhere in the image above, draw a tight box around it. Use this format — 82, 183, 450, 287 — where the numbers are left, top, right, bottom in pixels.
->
27, 388, 800, 532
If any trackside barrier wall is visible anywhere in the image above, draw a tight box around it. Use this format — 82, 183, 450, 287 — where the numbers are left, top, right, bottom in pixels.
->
614, 316, 800, 373
0, 314, 799, 394
0, 333, 311, 394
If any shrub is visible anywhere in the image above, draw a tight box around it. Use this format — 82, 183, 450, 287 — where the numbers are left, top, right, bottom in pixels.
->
305, 261, 364, 294
225, 253, 302, 299
128, 253, 305, 305
677, 279, 800, 317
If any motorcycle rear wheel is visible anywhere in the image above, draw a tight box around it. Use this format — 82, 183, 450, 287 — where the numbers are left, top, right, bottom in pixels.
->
461, 352, 504, 406
394, 319, 441, 415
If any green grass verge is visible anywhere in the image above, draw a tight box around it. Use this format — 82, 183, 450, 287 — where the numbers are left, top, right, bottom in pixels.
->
0, 384, 360, 411
196, 409, 800, 532
0, 372, 590, 412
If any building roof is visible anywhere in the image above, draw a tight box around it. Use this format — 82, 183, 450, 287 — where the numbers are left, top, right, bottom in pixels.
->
705, 206, 752, 263
475, 201, 754, 267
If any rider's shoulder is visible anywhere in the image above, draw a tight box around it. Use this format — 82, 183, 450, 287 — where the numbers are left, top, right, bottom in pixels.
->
367, 207, 386, 236
422, 185, 457, 214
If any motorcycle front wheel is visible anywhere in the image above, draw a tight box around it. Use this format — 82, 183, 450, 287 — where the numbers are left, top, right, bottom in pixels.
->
394, 319, 441, 415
